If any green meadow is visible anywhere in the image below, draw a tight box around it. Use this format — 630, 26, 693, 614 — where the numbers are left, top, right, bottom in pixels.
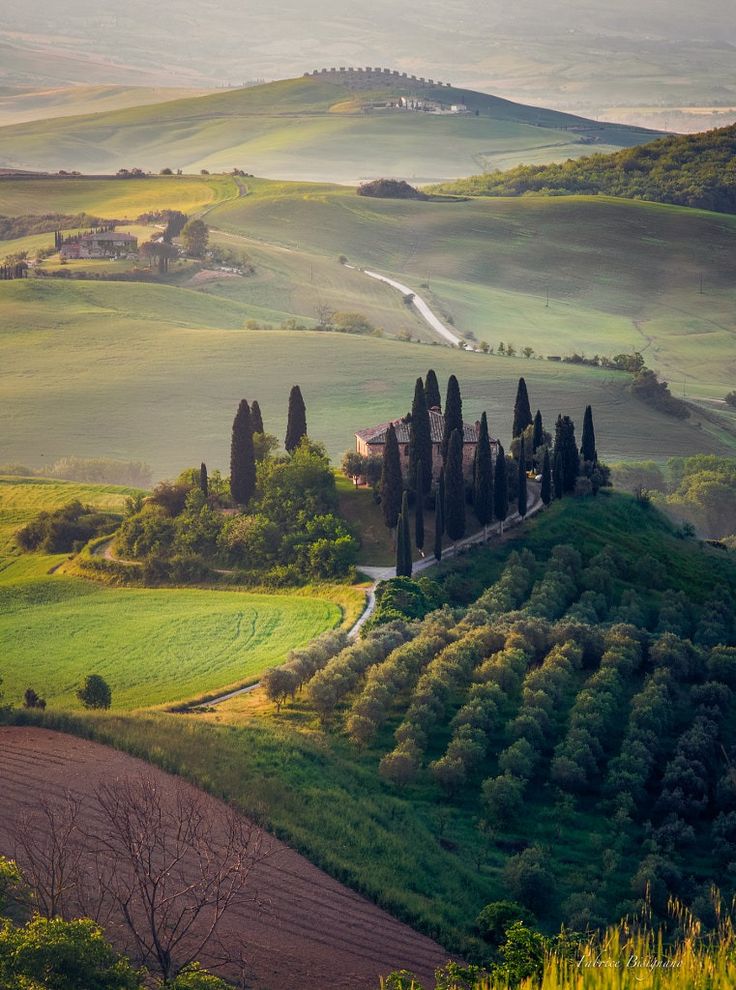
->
0, 76, 653, 182
0, 477, 345, 709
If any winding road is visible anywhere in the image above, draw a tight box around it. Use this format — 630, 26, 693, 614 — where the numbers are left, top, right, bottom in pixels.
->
360, 269, 464, 347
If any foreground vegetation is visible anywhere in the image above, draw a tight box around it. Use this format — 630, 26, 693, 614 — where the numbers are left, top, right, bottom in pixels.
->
436, 124, 736, 214
7, 495, 735, 961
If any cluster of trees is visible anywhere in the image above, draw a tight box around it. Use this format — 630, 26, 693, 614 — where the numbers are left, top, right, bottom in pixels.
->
305, 621, 415, 722
473, 549, 537, 617
524, 545, 582, 620
0, 211, 106, 240
261, 628, 349, 710
357, 178, 429, 200
629, 368, 690, 419
346, 610, 459, 747
17, 500, 119, 553
550, 625, 645, 793
116, 389, 357, 584
379, 625, 502, 785
438, 124, 736, 215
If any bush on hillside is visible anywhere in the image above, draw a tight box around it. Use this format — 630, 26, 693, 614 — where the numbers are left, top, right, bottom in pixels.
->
17, 501, 119, 553
357, 178, 428, 200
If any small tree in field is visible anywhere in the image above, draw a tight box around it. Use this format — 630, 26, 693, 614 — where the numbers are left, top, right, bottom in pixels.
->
181, 219, 209, 258
77, 675, 111, 710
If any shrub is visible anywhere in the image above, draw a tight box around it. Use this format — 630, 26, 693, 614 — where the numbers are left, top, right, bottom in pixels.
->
76, 674, 112, 710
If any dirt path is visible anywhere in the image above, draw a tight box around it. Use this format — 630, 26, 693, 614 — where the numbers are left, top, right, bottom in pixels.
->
0, 727, 449, 990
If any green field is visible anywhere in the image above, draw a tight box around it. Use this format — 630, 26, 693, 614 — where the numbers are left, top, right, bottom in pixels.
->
1, 279, 730, 477
0, 84, 209, 127
0, 76, 654, 183
0, 477, 345, 709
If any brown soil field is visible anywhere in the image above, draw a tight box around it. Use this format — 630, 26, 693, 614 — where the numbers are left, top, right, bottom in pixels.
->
0, 726, 450, 989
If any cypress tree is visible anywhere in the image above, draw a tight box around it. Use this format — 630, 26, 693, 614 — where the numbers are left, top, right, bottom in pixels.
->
554, 414, 580, 494
580, 404, 597, 464
409, 378, 432, 495
532, 409, 544, 452
494, 442, 509, 532
251, 400, 264, 434
230, 399, 256, 505
444, 428, 466, 543
434, 469, 445, 561
553, 447, 564, 500
473, 411, 494, 535
442, 375, 463, 462
415, 461, 425, 552
512, 377, 533, 438
199, 461, 208, 498
517, 436, 528, 518
396, 492, 412, 577
541, 447, 552, 506
424, 368, 441, 411
284, 385, 307, 453
381, 423, 403, 531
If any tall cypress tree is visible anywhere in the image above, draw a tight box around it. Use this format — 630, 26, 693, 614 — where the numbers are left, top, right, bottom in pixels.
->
494, 442, 508, 532
415, 461, 425, 552
473, 411, 494, 534
284, 385, 307, 453
434, 469, 445, 561
230, 399, 256, 505
512, 377, 533, 438
409, 378, 432, 495
517, 436, 528, 518
580, 404, 597, 464
425, 368, 441, 411
396, 491, 412, 577
554, 414, 580, 494
442, 375, 463, 462
381, 423, 403, 531
199, 461, 208, 498
444, 428, 466, 543
532, 409, 544, 452
251, 400, 264, 434
541, 447, 552, 506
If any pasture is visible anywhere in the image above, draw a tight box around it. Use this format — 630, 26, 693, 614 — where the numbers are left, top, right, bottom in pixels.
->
0, 76, 652, 182
0, 280, 730, 478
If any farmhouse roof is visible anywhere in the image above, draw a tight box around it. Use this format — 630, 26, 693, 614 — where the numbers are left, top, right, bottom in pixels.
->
356, 409, 490, 445
80, 231, 137, 242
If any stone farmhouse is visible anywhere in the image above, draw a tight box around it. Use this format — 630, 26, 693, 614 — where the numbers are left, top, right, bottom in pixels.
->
355, 409, 498, 482
60, 231, 138, 260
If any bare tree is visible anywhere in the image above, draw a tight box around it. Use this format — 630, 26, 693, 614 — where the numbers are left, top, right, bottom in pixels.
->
89, 775, 267, 981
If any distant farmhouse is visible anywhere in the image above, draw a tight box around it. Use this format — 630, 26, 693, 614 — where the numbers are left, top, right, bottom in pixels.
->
355, 409, 498, 481
306, 67, 469, 114
60, 231, 138, 260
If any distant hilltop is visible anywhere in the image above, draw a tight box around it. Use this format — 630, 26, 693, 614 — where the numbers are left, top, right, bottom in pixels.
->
306, 67, 453, 89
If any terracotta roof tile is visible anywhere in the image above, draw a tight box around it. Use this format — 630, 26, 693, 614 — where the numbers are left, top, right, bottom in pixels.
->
356, 409, 495, 446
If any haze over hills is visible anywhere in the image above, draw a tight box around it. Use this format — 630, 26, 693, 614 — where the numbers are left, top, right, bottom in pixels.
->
1, 0, 735, 127
0, 73, 656, 184
0, 84, 210, 127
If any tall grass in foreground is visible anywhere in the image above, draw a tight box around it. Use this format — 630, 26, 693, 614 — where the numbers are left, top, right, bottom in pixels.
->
382, 901, 736, 989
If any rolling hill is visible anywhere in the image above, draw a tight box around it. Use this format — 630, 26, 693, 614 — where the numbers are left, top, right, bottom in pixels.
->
0, 84, 210, 127
0, 73, 657, 183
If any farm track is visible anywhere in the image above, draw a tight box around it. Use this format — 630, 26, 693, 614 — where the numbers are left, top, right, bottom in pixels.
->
0, 727, 450, 990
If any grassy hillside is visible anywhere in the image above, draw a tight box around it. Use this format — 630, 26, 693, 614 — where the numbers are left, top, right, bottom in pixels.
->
0, 84, 210, 127
0, 476, 348, 708
0, 278, 730, 477
435, 124, 736, 214
16, 494, 736, 957
0, 75, 655, 183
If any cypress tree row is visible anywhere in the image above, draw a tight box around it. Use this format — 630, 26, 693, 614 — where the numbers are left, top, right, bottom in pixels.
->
409, 378, 432, 495
541, 447, 552, 506
512, 377, 533, 438
284, 385, 307, 453
553, 447, 564, 499
434, 469, 445, 561
415, 461, 425, 552
494, 441, 509, 532
517, 436, 528, 518
396, 491, 413, 577
473, 411, 494, 534
580, 404, 598, 464
381, 423, 403, 531
199, 461, 208, 498
532, 409, 544, 452
251, 400, 264, 434
554, 414, 580, 494
424, 368, 442, 411
230, 399, 256, 505
442, 375, 463, 462
444, 428, 466, 543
